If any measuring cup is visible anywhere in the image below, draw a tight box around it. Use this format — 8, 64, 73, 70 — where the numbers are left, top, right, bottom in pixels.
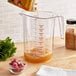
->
20, 11, 57, 63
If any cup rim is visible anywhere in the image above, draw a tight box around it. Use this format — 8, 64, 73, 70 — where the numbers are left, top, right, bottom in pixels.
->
20, 11, 61, 19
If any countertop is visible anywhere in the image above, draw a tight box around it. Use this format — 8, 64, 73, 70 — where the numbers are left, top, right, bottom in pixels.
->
0, 38, 76, 76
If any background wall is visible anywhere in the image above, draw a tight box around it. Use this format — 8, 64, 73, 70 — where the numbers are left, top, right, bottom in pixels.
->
0, 0, 23, 42
0, 0, 76, 42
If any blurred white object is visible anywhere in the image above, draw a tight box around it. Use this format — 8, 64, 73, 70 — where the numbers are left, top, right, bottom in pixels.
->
36, 65, 67, 76
36, 65, 76, 76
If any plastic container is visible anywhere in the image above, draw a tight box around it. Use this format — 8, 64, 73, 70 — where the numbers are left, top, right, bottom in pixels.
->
65, 19, 76, 50
20, 11, 57, 63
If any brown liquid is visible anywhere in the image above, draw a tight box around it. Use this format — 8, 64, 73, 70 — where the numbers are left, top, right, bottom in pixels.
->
24, 48, 52, 63
65, 28, 75, 49
65, 28, 76, 50
21, 0, 33, 11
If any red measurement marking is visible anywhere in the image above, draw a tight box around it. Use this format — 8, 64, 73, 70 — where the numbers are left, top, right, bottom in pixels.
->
39, 33, 43, 35
39, 37, 43, 40
34, 3, 37, 5
38, 50, 43, 54
39, 29, 44, 32
39, 34, 43, 37
39, 41, 43, 44
39, 25, 43, 26
39, 25, 43, 28
39, 46, 43, 49
38, 51, 43, 54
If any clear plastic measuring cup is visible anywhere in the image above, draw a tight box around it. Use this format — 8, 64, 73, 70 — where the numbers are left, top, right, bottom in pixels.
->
20, 11, 57, 63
